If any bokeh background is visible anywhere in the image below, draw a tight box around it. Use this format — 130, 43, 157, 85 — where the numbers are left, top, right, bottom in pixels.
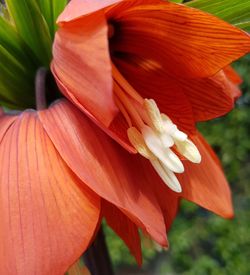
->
104, 55, 250, 275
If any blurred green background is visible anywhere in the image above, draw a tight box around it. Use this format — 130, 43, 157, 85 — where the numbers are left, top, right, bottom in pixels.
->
105, 55, 250, 275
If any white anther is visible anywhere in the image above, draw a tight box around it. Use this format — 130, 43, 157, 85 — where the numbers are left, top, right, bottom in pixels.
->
127, 127, 155, 160
172, 130, 188, 142
163, 122, 178, 136
142, 125, 184, 173
160, 131, 174, 147
161, 114, 187, 141
175, 139, 201, 164
150, 159, 182, 193
144, 99, 164, 132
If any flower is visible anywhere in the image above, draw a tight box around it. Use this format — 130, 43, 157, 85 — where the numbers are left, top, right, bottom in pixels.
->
52, 0, 249, 209
0, 0, 249, 274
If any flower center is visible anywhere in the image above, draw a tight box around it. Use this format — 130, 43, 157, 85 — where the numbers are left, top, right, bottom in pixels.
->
112, 64, 201, 193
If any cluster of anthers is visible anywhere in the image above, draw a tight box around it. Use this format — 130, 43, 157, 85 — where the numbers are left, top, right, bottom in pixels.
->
113, 64, 201, 193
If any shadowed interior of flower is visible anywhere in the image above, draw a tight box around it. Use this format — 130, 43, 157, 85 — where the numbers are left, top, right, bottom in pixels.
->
110, 26, 201, 193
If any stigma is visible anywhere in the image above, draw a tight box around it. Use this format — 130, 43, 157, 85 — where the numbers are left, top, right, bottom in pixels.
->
112, 64, 201, 193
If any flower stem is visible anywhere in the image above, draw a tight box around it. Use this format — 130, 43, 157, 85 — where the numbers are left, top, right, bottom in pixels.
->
35, 67, 48, 111
83, 226, 114, 275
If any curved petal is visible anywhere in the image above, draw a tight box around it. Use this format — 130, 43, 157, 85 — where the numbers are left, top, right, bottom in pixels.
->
108, 1, 250, 78
38, 99, 167, 246
0, 111, 100, 274
178, 70, 241, 121
114, 56, 241, 125
108, 112, 137, 153
139, 158, 180, 231
223, 66, 242, 86
0, 113, 17, 142
223, 66, 242, 100
52, 10, 117, 127
178, 133, 233, 218
57, 0, 122, 24
102, 200, 142, 265
106, 0, 163, 15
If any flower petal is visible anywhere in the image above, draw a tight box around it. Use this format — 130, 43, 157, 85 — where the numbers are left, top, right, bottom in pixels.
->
178, 70, 241, 121
109, 1, 250, 78
223, 66, 242, 100
102, 200, 142, 265
114, 56, 241, 124
57, 0, 122, 24
223, 66, 242, 86
108, 112, 137, 153
0, 113, 17, 142
0, 111, 101, 274
52, 10, 117, 127
178, 133, 233, 218
38, 99, 167, 246
139, 159, 179, 231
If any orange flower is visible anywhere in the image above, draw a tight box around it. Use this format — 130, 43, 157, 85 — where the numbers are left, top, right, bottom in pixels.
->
1, 0, 249, 274
52, 0, 249, 210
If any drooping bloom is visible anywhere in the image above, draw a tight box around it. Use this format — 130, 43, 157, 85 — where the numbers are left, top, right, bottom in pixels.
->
0, 0, 249, 274
52, 0, 250, 203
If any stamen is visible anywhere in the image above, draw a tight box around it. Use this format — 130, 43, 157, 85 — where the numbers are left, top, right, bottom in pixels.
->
127, 127, 155, 160
150, 159, 182, 193
113, 81, 145, 129
175, 139, 201, 163
159, 131, 174, 148
144, 99, 164, 133
111, 65, 201, 194
142, 125, 184, 173
114, 96, 132, 127
161, 114, 187, 141
161, 114, 201, 163
112, 63, 144, 104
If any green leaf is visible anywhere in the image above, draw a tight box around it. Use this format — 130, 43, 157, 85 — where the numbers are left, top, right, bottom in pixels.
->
0, 3, 10, 20
170, 0, 184, 3
187, 0, 250, 31
5, 0, 52, 67
37, 0, 53, 37
235, 21, 250, 32
0, 45, 35, 108
0, 16, 39, 71
37, 0, 67, 38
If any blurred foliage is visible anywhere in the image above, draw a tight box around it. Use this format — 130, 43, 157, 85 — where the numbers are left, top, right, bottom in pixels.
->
105, 55, 250, 274
0, 0, 67, 109
187, 0, 250, 31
